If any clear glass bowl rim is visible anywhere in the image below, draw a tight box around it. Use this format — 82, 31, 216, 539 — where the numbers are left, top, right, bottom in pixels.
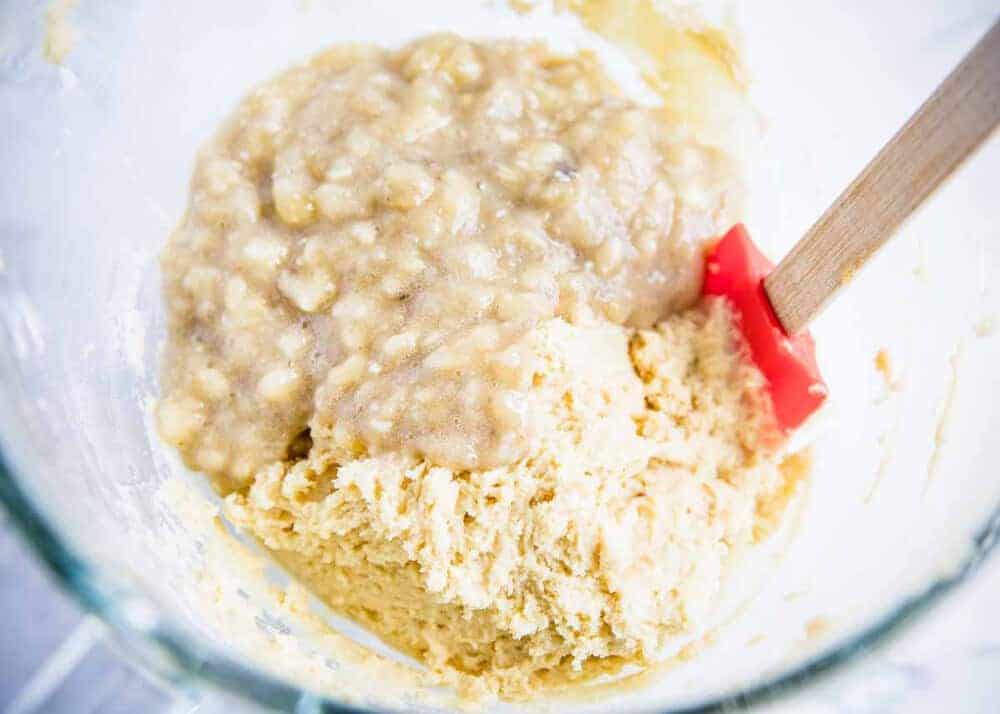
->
0, 435, 998, 712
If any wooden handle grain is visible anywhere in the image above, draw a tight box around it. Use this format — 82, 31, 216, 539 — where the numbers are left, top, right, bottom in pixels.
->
765, 19, 1000, 335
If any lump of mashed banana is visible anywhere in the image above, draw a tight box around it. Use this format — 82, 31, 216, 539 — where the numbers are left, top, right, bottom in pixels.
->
158, 35, 791, 699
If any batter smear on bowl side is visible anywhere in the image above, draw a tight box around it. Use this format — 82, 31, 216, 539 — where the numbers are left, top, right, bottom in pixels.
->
157, 35, 805, 698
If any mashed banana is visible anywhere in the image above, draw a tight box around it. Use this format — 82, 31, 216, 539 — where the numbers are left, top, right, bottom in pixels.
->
158, 35, 791, 699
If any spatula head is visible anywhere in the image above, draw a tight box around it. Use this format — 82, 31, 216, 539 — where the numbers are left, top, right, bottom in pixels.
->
703, 224, 827, 433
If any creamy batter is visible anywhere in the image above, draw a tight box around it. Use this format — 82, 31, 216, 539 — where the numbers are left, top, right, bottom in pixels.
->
158, 34, 792, 699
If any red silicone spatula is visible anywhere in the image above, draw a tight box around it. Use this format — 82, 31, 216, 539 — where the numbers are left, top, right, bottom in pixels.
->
704, 20, 1000, 434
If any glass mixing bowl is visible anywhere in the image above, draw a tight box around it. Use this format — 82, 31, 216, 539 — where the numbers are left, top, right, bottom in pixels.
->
1, 1, 998, 711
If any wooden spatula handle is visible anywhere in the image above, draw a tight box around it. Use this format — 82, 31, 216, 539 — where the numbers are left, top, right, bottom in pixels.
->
765, 19, 1000, 335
